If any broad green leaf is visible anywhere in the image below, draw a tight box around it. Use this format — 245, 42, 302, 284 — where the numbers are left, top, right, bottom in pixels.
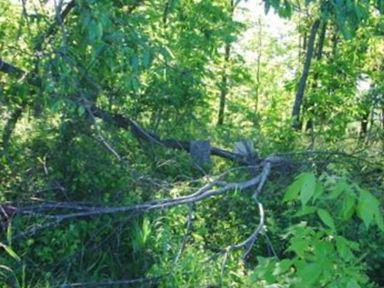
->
341, 192, 356, 221
297, 263, 322, 286
284, 172, 316, 206
288, 238, 307, 258
347, 279, 361, 288
329, 179, 350, 199
357, 189, 378, 229
273, 259, 293, 275
317, 208, 336, 231
312, 182, 324, 203
293, 206, 317, 217
374, 208, 384, 232
336, 236, 354, 261
284, 174, 305, 202
299, 172, 316, 206
251, 257, 277, 283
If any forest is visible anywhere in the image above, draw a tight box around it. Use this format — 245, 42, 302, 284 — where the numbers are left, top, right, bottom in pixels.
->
0, 0, 383, 287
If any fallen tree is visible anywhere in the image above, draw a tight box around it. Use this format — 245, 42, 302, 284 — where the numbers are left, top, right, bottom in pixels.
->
0, 57, 256, 165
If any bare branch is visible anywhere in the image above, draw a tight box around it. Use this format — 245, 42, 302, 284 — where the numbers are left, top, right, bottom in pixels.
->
61, 275, 161, 287
30, 175, 262, 221
173, 204, 194, 264
34, 0, 76, 51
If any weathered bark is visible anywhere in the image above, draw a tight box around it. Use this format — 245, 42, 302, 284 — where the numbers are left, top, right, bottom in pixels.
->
291, 19, 320, 130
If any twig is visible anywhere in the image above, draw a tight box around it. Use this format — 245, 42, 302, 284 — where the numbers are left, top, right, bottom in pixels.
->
173, 204, 194, 264
34, 0, 75, 51
219, 157, 272, 276
233, 201, 265, 260
60, 275, 161, 287
263, 233, 278, 259
252, 159, 272, 200
84, 102, 122, 161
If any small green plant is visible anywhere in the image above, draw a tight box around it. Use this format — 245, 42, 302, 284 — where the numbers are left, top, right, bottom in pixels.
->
249, 172, 384, 287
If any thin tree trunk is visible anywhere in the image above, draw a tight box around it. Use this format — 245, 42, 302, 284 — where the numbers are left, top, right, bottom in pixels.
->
305, 20, 327, 131
360, 111, 369, 138
217, 0, 234, 126
1, 102, 27, 151
332, 29, 339, 57
254, 17, 262, 112
316, 21, 327, 59
291, 19, 320, 130
217, 43, 230, 126
382, 107, 384, 129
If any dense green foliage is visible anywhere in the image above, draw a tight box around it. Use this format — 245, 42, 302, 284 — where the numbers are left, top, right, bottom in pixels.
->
0, 0, 383, 287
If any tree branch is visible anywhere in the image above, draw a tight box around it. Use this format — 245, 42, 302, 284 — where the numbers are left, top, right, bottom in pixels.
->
34, 0, 76, 51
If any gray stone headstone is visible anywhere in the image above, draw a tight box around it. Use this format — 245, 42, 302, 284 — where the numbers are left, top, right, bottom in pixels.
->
190, 140, 211, 166
234, 140, 254, 157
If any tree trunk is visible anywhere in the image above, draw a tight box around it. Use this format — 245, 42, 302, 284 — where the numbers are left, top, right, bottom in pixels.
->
360, 111, 370, 138
291, 19, 320, 130
217, 43, 230, 126
217, 0, 234, 126
1, 102, 27, 151
305, 20, 327, 131
316, 21, 327, 59
254, 17, 262, 112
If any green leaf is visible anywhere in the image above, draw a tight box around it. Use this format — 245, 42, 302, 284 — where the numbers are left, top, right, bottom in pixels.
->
142, 50, 152, 68
299, 172, 316, 206
77, 106, 85, 116
297, 263, 322, 286
317, 208, 336, 231
293, 206, 317, 217
273, 259, 293, 275
284, 174, 304, 202
0, 265, 12, 273
329, 179, 350, 199
347, 279, 361, 288
284, 172, 316, 206
251, 257, 277, 283
130, 56, 139, 72
336, 236, 354, 261
288, 238, 307, 258
341, 192, 356, 221
374, 208, 384, 232
312, 182, 324, 202
0, 243, 21, 261
357, 189, 379, 229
